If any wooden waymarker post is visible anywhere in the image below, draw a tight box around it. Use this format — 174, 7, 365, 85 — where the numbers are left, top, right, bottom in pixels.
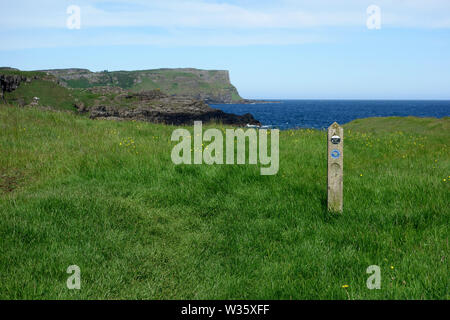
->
327, 122, 344, 212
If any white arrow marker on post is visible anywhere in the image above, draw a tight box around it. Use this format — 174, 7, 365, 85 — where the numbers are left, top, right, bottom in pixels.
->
327, 122, 344, 212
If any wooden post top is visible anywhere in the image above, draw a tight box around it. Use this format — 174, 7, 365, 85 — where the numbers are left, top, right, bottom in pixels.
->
328, 122, 342, 133
329, 122, 340, 128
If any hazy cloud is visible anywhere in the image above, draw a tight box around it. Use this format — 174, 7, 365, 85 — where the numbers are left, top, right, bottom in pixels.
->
0, 0, 449, 49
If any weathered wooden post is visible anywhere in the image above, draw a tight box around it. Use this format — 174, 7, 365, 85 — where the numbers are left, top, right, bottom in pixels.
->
327, 122, 343, 212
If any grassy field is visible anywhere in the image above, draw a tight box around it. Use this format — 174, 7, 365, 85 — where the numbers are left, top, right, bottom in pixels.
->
0, 105, 448, 299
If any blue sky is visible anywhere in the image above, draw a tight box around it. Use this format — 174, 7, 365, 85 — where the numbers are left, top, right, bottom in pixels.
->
1, 0, 450, 99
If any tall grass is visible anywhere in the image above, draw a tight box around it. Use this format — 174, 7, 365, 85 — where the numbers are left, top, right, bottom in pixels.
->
0, 105, 448, 299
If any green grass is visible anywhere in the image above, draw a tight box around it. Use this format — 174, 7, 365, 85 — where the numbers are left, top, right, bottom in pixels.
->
65, 73, 114, 89
130, 78, 161, 93
0, 105, 448, 299
4, 80, 76, 111
0, 69, 45, 77
65, 78, 95, 89
154, 70, 197, 78
113, 72, 137, 89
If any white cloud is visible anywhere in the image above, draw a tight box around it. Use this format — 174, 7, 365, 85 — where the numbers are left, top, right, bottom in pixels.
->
1, 0, 450, 29
0, 0, 449, 50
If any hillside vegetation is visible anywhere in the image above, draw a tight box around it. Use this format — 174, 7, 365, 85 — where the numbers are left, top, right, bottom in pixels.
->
0, 104, 448, 299
40, 68, 244, 103
4, 78, 75, 111
1, 70, 258, 126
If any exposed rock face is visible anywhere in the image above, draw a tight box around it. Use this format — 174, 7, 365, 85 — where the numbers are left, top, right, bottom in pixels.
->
86, 89, 260, 126
0, 74, 28, 99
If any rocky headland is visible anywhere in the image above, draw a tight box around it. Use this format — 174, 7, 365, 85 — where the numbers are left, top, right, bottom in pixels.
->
0, 68, 261, 126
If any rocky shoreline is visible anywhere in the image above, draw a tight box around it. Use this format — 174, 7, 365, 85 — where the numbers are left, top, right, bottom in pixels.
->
85, 89, 260, 126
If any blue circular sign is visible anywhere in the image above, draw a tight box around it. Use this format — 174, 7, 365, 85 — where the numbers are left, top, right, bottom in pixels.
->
331, 149, 340, 159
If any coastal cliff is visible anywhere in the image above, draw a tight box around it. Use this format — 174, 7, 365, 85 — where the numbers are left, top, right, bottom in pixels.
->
0, 68, 260, 126
39, 68, 244, 104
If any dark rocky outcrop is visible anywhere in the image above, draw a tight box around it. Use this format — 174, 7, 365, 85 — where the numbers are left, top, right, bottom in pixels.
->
86, 89, 260, 126
0, 71, 42, 102
0, 74, 28, 100
89, 105, 259, 126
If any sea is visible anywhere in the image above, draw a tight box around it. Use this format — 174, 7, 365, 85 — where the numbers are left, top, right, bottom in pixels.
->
210, 100, 450, 130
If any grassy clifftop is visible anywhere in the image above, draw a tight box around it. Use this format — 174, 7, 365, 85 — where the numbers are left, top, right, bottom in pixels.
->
2, 78, 75, 111
0, 104, 448, 299
40, 68, 244, 103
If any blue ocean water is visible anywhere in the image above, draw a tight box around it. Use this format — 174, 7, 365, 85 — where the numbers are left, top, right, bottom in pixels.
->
211, 100, 450, 130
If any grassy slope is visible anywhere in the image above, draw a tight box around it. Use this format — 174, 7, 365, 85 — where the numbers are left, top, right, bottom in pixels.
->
0, 105, 448, 299
2, 72, 123, 112
1, 70, 77, 111
4, 80, 76, 111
